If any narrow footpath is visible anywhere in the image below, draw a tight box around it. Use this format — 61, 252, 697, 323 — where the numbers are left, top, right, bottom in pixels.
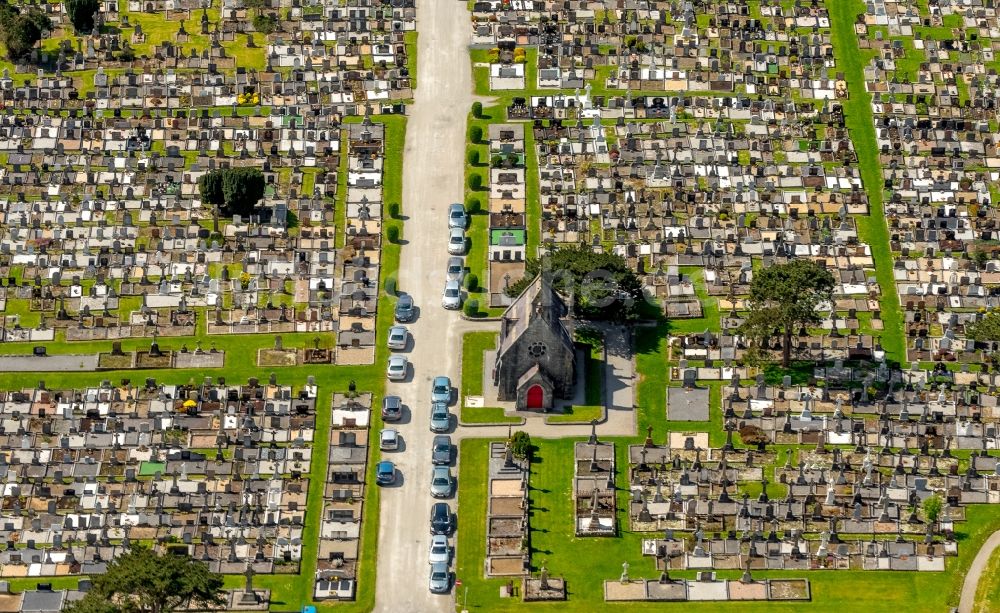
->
958, 529, 1000, 613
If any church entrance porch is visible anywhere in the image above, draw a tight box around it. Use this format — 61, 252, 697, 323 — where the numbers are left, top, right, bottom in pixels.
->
526, 384, 544, 409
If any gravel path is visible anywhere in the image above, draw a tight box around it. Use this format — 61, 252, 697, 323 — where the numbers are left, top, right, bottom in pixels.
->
958, 529, 1000, 613
371, 0, 479, 610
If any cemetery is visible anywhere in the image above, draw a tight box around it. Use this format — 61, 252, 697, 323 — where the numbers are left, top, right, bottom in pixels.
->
454, 1, 1000, 611
0, 375, 319, 600
0, 0, 411, 609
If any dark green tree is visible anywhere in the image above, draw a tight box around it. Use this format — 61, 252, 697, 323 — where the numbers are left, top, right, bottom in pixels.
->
64, 546, 225, 613
505, 246, 644, 321
221, 166, 265, 217
0, 2, 49, 62
198, 167, 265, 231
739, 259, 835, 367
1, 14, 41, 60
509, 431, 531, 459
252, 12, 278, 34
197, 169, 225, 233
64, 0, 99, 34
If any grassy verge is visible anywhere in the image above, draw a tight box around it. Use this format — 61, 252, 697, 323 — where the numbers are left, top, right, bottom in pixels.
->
546, 405, 602, 424
974, 545, 1000, 613
826, 0, 905, 366
460, 331, 519, 424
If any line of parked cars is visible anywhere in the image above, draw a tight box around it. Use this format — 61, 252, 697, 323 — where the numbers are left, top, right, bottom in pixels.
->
443, 203, 467, 310
379, 209, 467, 593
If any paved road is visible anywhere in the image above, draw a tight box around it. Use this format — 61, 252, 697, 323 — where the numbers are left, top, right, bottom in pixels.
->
372, 0, 477, 610
958, 529, 1000, 613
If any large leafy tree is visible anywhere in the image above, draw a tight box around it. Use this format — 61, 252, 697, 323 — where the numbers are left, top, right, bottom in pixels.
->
0, 2, 49, 61
505, 246, 644, 321
740, 259, 835, 367
64, 546, 225, 613
198, 167, 265, 232
64, 0, 100, 34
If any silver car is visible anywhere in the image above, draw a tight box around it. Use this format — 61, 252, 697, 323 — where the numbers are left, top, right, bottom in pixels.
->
447, 228, 466, 255
430, 466, 454, 498
428, 534, 451, 565
448, 203, 468, 229
429, 561, 450, 593
387, 325, 408, 351
446, 257, 465, 283
379, 428, 399, 451
386, 355, 408, 380
442, 280, 462, 309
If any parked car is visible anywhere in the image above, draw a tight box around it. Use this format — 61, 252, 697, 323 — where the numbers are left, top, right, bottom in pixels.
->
446, 256, 465, 283
431, 435, 452, 465
386, 355, 408, 381
381, 395, 402, 421
429, 561, 451, 594
430, 402, 451, 433
375, 461, 395, 485
448, 203, 468, 229
441, 280, 462, 310
430, 502, 452, 535
447, 228, 466, 255
428, 534, 451, 565
379, 429, 399, 451
387, 325, 408, 351
432, 376, 452, 404
394, 294, 415, 323
430, 466, 454, 498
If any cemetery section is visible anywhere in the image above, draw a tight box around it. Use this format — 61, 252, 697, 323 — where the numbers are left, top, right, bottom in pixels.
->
453, 1, 1000, 612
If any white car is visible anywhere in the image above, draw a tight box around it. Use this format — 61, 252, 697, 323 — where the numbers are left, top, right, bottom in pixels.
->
386, 355, 408, 380
447, 228, 466, 255
442, 280, 462, 309
428, 534, 451, 564
379, 428, 400, 451
387, 325, 408, 351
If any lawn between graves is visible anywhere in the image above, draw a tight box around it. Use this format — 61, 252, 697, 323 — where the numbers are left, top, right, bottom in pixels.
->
826, 0, 906, 367
0, 115, 408, 612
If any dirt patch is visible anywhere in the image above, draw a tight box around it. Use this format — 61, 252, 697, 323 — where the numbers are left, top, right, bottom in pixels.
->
135, 351, 172, 369
491, 480, 523, 497
488, 556, 525, 576
768, 579, 810, 600
489, 496, 524, 516
98, 353, 134, 369
258, 349, 298, 367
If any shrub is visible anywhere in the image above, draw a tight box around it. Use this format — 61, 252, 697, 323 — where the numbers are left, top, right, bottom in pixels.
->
468, 173, 483, 190
466, 196, 481, 214
463, 298, 479, 317
509, 431, 531, 459
469, 125, 483, 144
253, 12, 278, 34
386, 225, 400, 244
466, 149, 479, 166
491, 154, 504, 167
387, 201, 400, 219
472, 101, 483, 118
465, 273, 479, 292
